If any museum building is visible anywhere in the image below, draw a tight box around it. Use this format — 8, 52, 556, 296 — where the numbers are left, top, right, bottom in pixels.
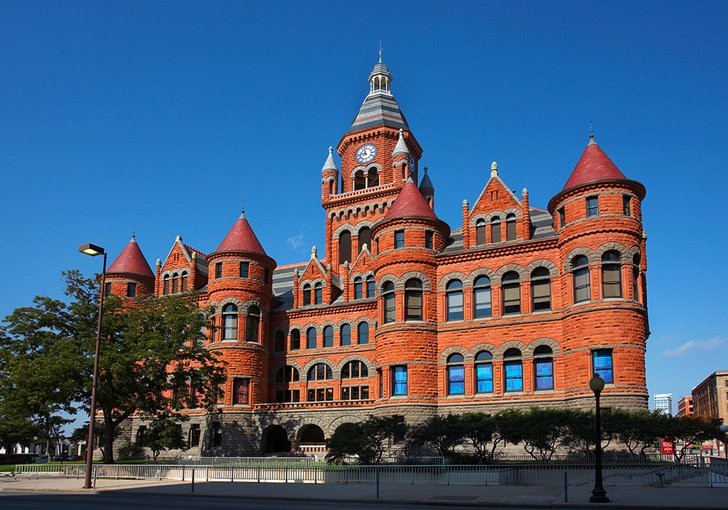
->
103, 58, 649, 455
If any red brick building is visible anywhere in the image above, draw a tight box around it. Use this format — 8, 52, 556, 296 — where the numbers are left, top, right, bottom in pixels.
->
107, 58, 649, 456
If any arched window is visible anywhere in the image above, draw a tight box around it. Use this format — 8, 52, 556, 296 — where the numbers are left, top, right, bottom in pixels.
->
339, 231, 352, 265
181, 271, 188, 292
491, 217, 502, 243
475, 219, 486, 245
572, 255, 590, 303
354, 170, 365, 190
446, 280, 464, 321
359, 227, 371, 253
473, 276, 492, 318
533, 345, 554, 390
306, 327, 317, 349
353, 277, 363, 299
290, 329, 301, 350
314, 282, 323, 304
446, 353, 465, 395
275, 365, 299, 383
405, 278, 423, 321
340, 324, 351, 346
163, 275, 170, 295
504, 348, 523, 392
501, 271, 521, 315
222, 304, 238, 340
602, 251, 622, 298
506, 213, 517, 241
342, 360, 368, 379
172, 273, 179, 293
475, 351, 493, 393
246, 305, 260, 342
302, 284, 311, 306
323, 325, 334, 348
366, 275, 375, 298
274, 331, 285, 351
307, 363, 332, 381
531, 267, 551, 312
367, 167, 379, 187
357, 322, 369, 344
382, 281, 396, 324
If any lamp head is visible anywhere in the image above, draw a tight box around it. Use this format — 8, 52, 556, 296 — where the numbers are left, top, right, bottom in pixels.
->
79, 243, 105, 257
589, 373, 605, 394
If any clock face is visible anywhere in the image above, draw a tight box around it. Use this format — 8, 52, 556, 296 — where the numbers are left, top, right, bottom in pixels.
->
355, 143, 377, 164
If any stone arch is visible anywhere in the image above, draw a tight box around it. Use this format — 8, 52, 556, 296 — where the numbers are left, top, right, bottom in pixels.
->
333, 223, 356, 237
524, 259, 559, 276
303, 358, 334, 378
469, 343, 498, 363
594, 241, 629, 262
468, 268, 496, 282
397, 271, 432, 291
493, 264, 527, 282
438, 271, 469, 291
524, 337, 561, 357
439, 345, 468, 363
298, 424, 326, 444
263, 425, 291, 453
563, 247, 596, 272
493, 340, 528, 358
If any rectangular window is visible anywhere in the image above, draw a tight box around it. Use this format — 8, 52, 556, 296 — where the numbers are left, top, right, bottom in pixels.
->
104, 282, 112, 295
211, 422, 222, 447
446, 292, 464, 321
623, 195, 631, 216
384, 295, 396, 323
425, 231, 434, 249
531, 280, 551, 311
447, 365, 465, 395
602, 265, 622, 298
592, 349, 614, 384
342, 385, 370, 401
504, 361, 523, 392
239, 261, 249, 278
126, 282, 137, 297
233, 378, 249, 405
558, 207, 565, 228
188, 424, 201, 448
392, 365, 407, 396
474, 287, 492, 318
586, 196, 599, 217
394, 229, 405, 249
215, 262, 223, 279
307, 388, 334, 402
476, 364, 493, 393
502, 284, 521, 315
534, 359, 554, 390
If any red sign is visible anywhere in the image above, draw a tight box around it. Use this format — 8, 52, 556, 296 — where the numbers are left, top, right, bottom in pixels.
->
660, 439, 674, 455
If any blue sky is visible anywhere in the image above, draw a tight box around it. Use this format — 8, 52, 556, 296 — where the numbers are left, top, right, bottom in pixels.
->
1, 1, 726, 414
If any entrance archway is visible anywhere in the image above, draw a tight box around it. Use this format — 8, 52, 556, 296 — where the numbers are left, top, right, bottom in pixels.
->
298, 424, 325, 444
264, 425, 291, 453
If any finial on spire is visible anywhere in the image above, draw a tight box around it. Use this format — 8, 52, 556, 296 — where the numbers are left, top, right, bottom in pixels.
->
424, 166, 429, 175
589, 121, 596, 145
240, 204, 246, 218
132, 226, 136, 240
378, 41, 383, 63
491, 161, 499, 177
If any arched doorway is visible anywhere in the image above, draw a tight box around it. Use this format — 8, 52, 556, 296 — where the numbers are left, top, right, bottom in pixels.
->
299, 424, 325, 444
264, 425, 291, 453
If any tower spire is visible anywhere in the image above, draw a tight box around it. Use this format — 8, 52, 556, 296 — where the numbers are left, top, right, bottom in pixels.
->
378, 41, 383, 63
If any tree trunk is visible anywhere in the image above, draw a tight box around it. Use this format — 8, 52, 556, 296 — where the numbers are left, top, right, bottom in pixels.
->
103, 411, 115, 464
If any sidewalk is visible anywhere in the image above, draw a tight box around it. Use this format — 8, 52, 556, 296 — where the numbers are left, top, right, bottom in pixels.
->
1, 475, 727, 509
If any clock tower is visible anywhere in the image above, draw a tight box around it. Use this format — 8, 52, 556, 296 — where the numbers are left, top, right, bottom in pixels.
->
320, 56, 424, 270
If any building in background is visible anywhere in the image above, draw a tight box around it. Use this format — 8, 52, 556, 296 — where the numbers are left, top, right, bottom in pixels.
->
653, 393, 673, 416
692, 371, 728, 422
102, 58, 650, 456
677, 395, 694, 417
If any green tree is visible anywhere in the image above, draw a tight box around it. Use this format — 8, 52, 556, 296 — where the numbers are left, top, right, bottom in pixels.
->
509, 408, 577, 462
610, 409, 664, 460
458, 412, 514, 464
664, 415, 724, 463
406, 414, 464, 457
1, 270, 226, 463
140, 417, 185, 462
326, 415, 407, 464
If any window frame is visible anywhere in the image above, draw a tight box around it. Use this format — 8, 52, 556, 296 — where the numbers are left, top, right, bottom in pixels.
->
592, 349, 614, 384
475, 351, 493, 393
586, 196, 599, 217
501, 271, 521, 315
445, 280, 464, 321
394, 229, 405, 249
392, 365, 408, 396
446, 353, 465, 395
405, 278, 423, 321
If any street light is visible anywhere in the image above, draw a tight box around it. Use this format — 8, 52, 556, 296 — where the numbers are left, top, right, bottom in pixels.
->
589, 372, 610, 503
78, 243, 107, 489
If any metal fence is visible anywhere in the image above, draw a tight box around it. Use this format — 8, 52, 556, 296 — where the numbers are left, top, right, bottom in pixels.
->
14, 461, 728, 488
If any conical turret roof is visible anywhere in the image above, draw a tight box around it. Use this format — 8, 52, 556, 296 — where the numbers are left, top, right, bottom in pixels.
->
419, 167, 434, 192
384, 178, 437, 221
321, 146, 338, 173
107, 237, 154, 278
562, 136, 627, 191
214, 212, 268, 256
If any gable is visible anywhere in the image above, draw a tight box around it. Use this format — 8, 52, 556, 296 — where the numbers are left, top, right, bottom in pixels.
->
470, 175, 521, 220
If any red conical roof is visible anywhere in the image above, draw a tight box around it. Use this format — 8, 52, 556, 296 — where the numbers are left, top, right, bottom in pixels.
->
107, 238, 154, 277
562, 138, 627, 191
215, 213, 267, 256
384, 178, 437, 221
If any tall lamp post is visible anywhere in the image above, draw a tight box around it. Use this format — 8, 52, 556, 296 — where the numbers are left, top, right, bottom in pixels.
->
589, 373, 610, 503
78, 243, 107, 489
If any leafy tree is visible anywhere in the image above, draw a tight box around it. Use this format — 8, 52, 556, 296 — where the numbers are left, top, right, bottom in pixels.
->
508, 408, 578, 462
140, 417, 185, 462
457, 412, 508, 464
326, 415, 407, 464
406, 414, 464, 457
609, 409, 664, 460
664, 415, 723, 463
1, 270, 226, 463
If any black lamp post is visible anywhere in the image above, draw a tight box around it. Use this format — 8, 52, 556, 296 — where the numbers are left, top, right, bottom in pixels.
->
589, 372, 610, 503
78, 243, 107, 489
